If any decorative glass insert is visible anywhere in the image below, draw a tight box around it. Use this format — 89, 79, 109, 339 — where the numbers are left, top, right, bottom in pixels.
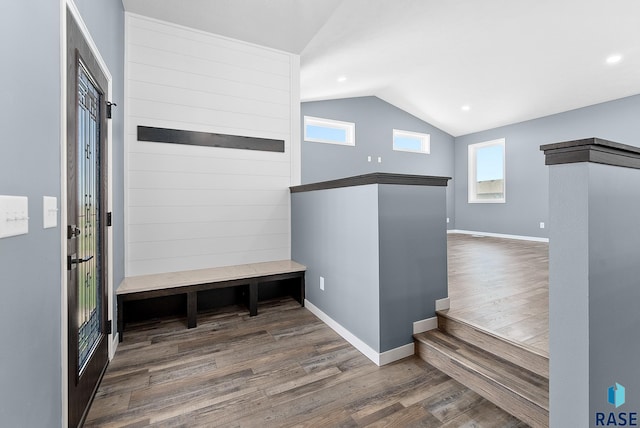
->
77, 61, 102, 373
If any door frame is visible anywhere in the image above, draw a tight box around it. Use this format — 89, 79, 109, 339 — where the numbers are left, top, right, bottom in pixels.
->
60, 0, 115, 425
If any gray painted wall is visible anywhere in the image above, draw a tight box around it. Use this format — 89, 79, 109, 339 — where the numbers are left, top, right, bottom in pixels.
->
548, 164, 590, 428
302, 97, 456, 228
291, 185, 381, 351
0, 2, 62, 425
378, 184, 448, 351
549, 161, 640, 427
301, 94, 640, 238
0, 1, 124, 425
587, 163, 640, 426
291, 182, 448, 354
455, 94, 640, 238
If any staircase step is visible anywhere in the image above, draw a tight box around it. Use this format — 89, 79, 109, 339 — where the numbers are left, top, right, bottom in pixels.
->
438, 311, 549, 379
415, 330, 549, 428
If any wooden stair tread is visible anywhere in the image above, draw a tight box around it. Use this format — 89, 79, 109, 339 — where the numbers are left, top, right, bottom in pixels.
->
415, 330, 549, 427
438, 310, 548, 359
437, 311, 549, 379
415, 330, 548, 408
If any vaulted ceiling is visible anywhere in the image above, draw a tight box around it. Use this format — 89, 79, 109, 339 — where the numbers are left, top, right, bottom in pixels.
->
122, 0, 640, 136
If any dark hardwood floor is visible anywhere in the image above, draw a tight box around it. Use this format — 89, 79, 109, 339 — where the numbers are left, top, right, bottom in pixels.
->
86, 299, 527, 427
446, 234, 549, 355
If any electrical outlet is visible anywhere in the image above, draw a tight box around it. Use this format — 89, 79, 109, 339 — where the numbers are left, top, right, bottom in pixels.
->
539, 222, 545, 229
43, 196, 58, 229
377, 156, 382, 163
446, 217, 450, 223
320, 276, 325, 291
367, 156, 371, 162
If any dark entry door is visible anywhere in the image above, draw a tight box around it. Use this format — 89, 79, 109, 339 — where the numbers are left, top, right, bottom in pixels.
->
66, 9, 109, 427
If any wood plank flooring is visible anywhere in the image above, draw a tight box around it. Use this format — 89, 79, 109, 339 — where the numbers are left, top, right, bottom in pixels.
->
86, 299, 527, 427
446, 234, 549, 356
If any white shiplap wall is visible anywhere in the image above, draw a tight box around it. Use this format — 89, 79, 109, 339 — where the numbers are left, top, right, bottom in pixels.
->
125, 14, 300, 276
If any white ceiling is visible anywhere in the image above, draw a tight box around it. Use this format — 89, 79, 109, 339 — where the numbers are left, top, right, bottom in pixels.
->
122, 0, 640, 136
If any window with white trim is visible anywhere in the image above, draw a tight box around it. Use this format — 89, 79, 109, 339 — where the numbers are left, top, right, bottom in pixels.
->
392, 129, 430, 154
468, 138, 505, 203
304, 116, 355, 146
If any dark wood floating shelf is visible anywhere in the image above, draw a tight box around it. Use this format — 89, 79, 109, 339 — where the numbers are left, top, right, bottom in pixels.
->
137, 125, 285, 153
290, 172, 451, 193
540, 137, 640, 170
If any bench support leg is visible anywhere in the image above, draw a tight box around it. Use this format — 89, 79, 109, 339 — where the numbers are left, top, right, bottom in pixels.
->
249, 281, 258, 316
117, 296, 124, 342
300, 274, 305, 307
187, 291, 197, 328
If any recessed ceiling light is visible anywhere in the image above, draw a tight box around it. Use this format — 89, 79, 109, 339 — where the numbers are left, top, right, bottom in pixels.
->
337, 76, 347, 83
606, 54, 622, 64
461, 105, 471, 111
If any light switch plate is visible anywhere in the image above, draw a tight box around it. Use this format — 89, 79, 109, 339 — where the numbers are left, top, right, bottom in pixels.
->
43, 196, 58, 229
0, 195, 29, 238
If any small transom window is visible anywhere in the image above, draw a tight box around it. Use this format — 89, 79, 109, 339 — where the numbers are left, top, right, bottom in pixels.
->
392, 129, 430, 154
304, 116, 355, 146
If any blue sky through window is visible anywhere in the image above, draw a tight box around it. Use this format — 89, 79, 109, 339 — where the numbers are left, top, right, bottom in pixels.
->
305, 125, 347, 143
476, 145, 503, 181
393, 135, 422, 151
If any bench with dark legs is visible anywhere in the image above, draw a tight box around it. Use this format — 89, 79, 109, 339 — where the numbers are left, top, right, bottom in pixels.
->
116, 260, 306, 341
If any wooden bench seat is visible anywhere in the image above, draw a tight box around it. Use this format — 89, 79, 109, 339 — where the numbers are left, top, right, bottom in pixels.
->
116, 260, 306, 341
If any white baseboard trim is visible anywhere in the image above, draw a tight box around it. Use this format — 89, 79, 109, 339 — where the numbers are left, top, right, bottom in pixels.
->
379, 343, 415, 365
435, 297, 450, 311
304, 300, 414, 366
110, 333, 119, 360
448, 229, 549, 243
305, 300, 380, 365
413, 317, 437, 334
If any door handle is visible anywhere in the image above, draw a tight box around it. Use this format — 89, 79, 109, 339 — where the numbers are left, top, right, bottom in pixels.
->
67, 254, 94, 270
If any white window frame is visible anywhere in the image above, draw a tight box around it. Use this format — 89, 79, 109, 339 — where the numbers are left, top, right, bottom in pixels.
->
304, 116, 355, 146
468, 138, 506, 204
392, 129, 430, 154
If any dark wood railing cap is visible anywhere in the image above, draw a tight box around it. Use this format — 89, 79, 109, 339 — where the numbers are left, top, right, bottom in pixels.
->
290, 172, 451, 193
540, 138, 640, 169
